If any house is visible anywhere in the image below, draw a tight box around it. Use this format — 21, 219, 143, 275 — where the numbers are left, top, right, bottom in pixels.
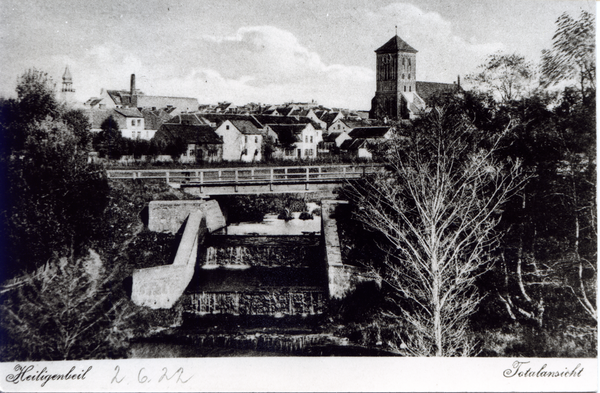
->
153, 123, 223, 163
86, 108, 149, 139
265, 123, 319, 160
328, 118, 367, 133
320, 112, 344, 129
339, 126, 394, 159
214, 119, 264, 162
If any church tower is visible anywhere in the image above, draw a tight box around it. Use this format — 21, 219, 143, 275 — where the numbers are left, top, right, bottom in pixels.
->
369, 35, 417, 119
59, 66, 76, 105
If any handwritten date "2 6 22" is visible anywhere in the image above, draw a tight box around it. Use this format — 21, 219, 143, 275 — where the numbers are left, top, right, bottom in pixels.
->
111, 365, 192, 384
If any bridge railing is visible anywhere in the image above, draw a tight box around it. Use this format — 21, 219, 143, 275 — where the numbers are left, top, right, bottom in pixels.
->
107, 164, 383, 184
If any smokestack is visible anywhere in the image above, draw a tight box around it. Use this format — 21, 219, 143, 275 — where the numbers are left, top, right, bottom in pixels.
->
130, 74, 136, 96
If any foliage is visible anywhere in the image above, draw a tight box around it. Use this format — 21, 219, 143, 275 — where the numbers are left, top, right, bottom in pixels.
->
94, 115, 124, 159
466, 53, 537, 103
541, 10, 595, 102
347, 105, 526, 356
1, 70, 109, 276
14, 69, 59, 124
0, 250, 144, 361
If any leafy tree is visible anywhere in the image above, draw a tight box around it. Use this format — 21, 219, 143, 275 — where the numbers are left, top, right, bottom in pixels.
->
466, 53, 537, 103
61, 109, 93, 151
1, 70, 109, 276
348, 105, 526, 356
164, 136, 188, 161
541, 10, 595, 103
14, 68, 59, 124
94, 115, 124, 159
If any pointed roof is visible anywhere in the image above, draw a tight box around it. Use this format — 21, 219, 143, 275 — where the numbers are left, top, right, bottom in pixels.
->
375, 35, 417, 54
62, 66, 73, 82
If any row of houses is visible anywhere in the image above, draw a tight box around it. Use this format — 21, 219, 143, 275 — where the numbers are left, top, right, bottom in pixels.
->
150, 112, 393, 163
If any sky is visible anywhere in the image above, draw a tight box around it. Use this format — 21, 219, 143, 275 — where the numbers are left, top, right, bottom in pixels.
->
0, 0, 594, 110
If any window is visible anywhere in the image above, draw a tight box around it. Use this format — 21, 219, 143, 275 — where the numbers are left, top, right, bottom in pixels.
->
137, 119, 141, 126
226, 125, 229, 130
131, 120, 135, 126
404, 86, 407, 92
310, 136, 313, 143
402, 74, 405, 79
306, 149, 314, 156
409, 86, 411, 92
408, 73, 411, 79
245, 136, 248, 143
137, 131, 141, 138
255, 136, 258, 143
305, 136, 308, 143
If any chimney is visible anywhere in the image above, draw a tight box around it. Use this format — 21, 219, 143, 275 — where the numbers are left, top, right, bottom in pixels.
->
457, 75, 461, 89
130, 74, 136, 96
130, 74, 137, 107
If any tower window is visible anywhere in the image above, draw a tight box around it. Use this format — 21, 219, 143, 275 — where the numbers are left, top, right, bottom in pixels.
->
404, 86, 407, 92
408, 74, 411, 80
402, 74, 405, 79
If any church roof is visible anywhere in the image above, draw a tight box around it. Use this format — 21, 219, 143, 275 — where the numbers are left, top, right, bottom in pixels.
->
415, 81, 459, 103
62, 66, 72, 82
375, 35, 417, 54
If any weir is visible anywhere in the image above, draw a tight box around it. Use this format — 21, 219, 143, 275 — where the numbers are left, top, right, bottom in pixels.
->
131, 199, 378, 317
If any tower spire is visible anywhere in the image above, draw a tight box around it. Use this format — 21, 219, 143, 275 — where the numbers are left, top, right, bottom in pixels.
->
61, 66, 74, 93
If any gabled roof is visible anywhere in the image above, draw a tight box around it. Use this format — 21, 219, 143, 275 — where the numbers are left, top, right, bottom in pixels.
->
85, 109, 113, 129
253, 115, 299, 127
324, 131, 343, 142
201, 114, 264, 129
321, 112, 342, 126
114, 108, 143, 118
340, 119, 367, 129
158, 124, 222, 144
84, 98, 103, 107
348, 127, 391, 139
277, 107, 295, 117
166, 113, 206, 125
230, 119, 262, 135
415, 81, 459, 103
267, 124, 309, 144
375, 35, 418, 54
340, 138, 367, 150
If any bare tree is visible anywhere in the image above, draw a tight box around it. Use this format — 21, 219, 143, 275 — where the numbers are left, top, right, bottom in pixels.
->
0, 249, 140, 360
348, 107, 527, 356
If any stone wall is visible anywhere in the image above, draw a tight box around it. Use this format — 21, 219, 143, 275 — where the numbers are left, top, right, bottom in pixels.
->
321, 200, 380, 299
132, 200, 226, 309
148, 199, 226, 234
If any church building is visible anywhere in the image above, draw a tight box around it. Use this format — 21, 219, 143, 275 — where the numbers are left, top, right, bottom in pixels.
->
369, 35, 460, 120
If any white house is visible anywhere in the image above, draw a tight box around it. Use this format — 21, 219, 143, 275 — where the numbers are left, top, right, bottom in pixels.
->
214, 119, 264, 162
266, 123, 319, 160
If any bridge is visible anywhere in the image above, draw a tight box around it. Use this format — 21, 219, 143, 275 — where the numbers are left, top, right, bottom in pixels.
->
107, 164, 382, 196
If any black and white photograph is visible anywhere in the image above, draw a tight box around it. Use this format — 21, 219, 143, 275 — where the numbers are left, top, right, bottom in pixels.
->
0, 0, 596, 391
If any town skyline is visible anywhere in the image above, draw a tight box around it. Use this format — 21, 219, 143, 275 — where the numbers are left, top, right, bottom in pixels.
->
1, 0, 594, 110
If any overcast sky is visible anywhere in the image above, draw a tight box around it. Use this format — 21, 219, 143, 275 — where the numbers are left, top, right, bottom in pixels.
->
0, 0, 594, 110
